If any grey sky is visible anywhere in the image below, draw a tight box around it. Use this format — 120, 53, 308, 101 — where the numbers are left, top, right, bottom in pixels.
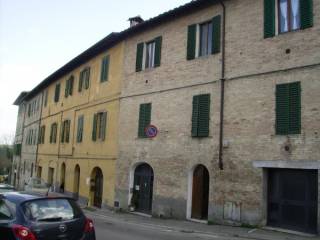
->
0, 0, 190, 142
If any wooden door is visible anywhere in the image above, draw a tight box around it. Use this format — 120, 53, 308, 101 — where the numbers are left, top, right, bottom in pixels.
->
134, 164, 154, 214
94, 168, 103, 208
268, 169, 318, 234
191, 165, 209, 220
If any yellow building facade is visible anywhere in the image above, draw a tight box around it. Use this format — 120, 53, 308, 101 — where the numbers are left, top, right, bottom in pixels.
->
37, 40, 124, 208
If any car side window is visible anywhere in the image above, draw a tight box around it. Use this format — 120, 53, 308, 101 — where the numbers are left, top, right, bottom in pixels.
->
0, 200, 13, 220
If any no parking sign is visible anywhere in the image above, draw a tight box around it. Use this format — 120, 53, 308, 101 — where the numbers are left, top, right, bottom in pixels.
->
145, 125, 158, 138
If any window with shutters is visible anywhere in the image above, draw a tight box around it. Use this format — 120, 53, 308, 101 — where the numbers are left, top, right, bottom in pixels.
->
276, 82, 301, 135
65, 75, 74, 98
138, 103, 151, 138
79, 67, 90, 92
187, 16, 221, 60
50, 123, 58, 144
61, 120, 71, 143
135, 36, 162, 72
92, 112, 107, 141
77, 115, 84, 143
38, 125, 45, 144
54, 83, 60, 103
264, 0, 313, 38
100, 56, 110, 82
191, 94, 210, 137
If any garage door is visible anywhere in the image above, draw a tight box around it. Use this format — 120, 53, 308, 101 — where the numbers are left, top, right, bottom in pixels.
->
267, 169, 318, 234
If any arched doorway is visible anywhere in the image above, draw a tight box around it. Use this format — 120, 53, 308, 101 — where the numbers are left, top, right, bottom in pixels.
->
73, 165, 80, 200
60, 163, 66, 193
191, 165, 209, 220
133, 163, 154, 214
90, 167, 103, 208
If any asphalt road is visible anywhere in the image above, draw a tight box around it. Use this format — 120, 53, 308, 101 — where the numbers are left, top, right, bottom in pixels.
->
86, 211, 249, 240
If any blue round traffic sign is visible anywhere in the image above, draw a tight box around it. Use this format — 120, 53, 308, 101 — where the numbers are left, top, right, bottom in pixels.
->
145, 125, 158, 138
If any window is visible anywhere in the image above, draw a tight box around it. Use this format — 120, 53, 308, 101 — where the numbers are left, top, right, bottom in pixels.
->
264, 0, 313, 38
0, 200, 13, 220
79, 67, 90, 92
77, 115, 84, 143
138, 103, 151, 138
135, 36, 162, 72
187, 15, 221, 60
145, 41, 156, 69
278, 0, 301, 33
54, 83, 61, 103
100, 56, 110, 82
50, 123, 58, 143
65, 75, 74, 97
276, 82, 301, 135
13, 144, 21, 155
192, 94, 210, 137
92, 112, 107, 141
23, 199, 81, 221
199, 22, 213, 57
38, 125, 45, 144
61, 120, 71, 143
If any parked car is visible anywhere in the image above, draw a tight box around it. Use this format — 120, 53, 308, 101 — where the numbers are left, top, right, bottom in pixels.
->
0, 184, 15, 193
24, 177, 50, 195
0, 192, 95, 240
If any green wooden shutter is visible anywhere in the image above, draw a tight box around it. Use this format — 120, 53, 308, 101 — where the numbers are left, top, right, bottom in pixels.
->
80, 116, 83, 142
77, 116, 81, 142
198, 94, 210, 137
101, 112, 107, 141
50, 125, 53, 143
276, 84, 289, 135
61, 121, 65, 143
300, 0, 313, 29
191, 96, 199, 137
54, 84, 60, 102
78, 71, 83, 92
187, 24, 196, 60
154, 36, 162, 67
92, 114, 97, 141
65, 120, 70, 143
65, 79, 69, 97
138, 103, 151, 137
264, 0, 275, 38
85, 68, 90, 89
136, 42, 144, 72
288, 82, 301, 134
212, 15, 221, 54
69, 76, 74, 95
138, 105, 146, 137
100, 56, 110, 82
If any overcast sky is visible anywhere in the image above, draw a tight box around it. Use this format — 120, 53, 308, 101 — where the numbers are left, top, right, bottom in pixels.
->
0, 0, 190, 143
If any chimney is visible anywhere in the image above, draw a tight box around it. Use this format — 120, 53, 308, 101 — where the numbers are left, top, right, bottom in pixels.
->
128, 16, 144, 27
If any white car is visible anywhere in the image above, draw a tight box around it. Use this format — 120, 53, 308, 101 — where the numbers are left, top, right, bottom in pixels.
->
24, 177, 50, 195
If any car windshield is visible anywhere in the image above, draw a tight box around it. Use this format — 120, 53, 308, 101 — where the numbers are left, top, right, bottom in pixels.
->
23, 199, 79, 222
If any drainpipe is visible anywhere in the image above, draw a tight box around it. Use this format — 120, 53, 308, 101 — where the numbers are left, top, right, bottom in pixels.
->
35, 92, 44, 177
218, 0, 226, 170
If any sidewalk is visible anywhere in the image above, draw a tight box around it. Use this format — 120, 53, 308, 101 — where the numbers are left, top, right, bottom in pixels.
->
82, 206, 320, 240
